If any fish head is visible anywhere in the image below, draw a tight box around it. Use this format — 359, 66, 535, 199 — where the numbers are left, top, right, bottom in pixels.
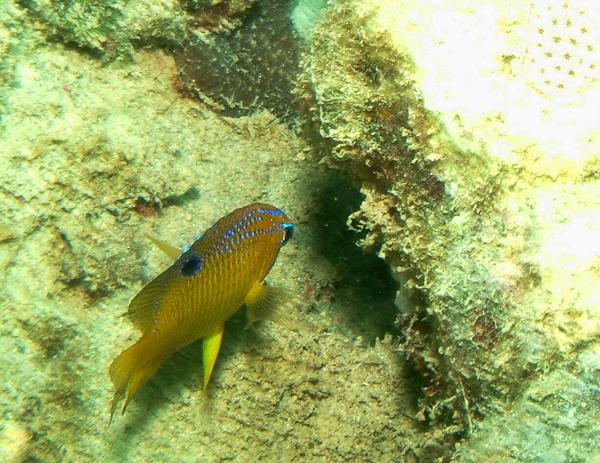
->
250, 204, 294, 247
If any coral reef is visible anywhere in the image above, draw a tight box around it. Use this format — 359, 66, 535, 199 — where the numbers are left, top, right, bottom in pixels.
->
15, 0, 257, 57
0, 42, 202, 296
185, 0, 259, 33
305, 0, 600, 459
0, 2, 29, 120
3, 0, 597, 460
0, 1, 416, 461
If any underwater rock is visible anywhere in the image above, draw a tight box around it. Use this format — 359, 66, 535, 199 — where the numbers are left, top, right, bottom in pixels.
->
17, 0, 191, 56
0, 421, 30, 463
0, 2, 421, 460
305, 0, 600, 459
175, 0, 302, 120
0, 2, 29, 120
456, 343, 600, 462
290, 0, 328, 41
0, 30, 204, 295
185, 0, 259, 33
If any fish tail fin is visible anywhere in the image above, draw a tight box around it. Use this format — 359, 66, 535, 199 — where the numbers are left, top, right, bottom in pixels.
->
108, 337, 166, 422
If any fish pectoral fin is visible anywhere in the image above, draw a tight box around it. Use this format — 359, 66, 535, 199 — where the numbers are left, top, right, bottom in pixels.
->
244, 281, 289, 328
145, 235, 181, 260
202, 324, 224, 390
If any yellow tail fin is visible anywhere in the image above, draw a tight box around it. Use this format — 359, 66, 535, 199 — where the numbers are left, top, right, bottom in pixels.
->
108, 337, 166, 423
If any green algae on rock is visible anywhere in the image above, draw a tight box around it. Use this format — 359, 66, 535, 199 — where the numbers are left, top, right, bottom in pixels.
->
17, 0, 191, 56
305, 0, 600, 460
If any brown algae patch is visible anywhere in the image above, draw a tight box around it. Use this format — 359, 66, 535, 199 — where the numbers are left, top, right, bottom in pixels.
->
175, 0, 302, 120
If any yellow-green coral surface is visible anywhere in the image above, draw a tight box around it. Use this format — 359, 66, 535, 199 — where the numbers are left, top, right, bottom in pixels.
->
0, 1, 418, 461
2, 0, 599, 461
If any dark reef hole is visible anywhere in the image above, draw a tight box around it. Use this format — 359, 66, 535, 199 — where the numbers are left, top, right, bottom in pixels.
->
162, 186, 201, 208
309, 170, 399, 341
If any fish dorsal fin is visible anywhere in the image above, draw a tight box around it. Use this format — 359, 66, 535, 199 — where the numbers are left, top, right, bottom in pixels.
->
127, 236, 182, 333
145, 235, 181, 260
128, 269, 173, 333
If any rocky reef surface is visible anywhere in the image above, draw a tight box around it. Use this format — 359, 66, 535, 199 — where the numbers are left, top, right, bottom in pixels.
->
306, 0, 600, 460
0, 1, 414, 461
0, 0, 598, 461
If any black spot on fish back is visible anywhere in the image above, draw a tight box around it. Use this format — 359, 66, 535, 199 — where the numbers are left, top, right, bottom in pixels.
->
180, 255, 203, 277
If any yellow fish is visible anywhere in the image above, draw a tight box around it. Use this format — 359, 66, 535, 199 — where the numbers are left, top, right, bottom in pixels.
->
109, 203, 293, 419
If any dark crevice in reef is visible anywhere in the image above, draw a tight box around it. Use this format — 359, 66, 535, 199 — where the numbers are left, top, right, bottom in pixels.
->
162, 186, 201, 208
310, 170, 399, 341
174, 0, 302, 123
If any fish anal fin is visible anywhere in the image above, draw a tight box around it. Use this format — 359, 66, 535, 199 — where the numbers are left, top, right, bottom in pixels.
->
202, 324, 224, 390
145, 235, 181, 260
244, 281, 288, 328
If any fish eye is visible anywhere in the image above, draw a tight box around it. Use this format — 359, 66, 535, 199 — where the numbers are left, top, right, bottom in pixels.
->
180, 255, 203, 277
281, 223, 294, 245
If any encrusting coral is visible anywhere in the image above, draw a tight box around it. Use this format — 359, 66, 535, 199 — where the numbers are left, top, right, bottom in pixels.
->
305, 0, 600, 460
